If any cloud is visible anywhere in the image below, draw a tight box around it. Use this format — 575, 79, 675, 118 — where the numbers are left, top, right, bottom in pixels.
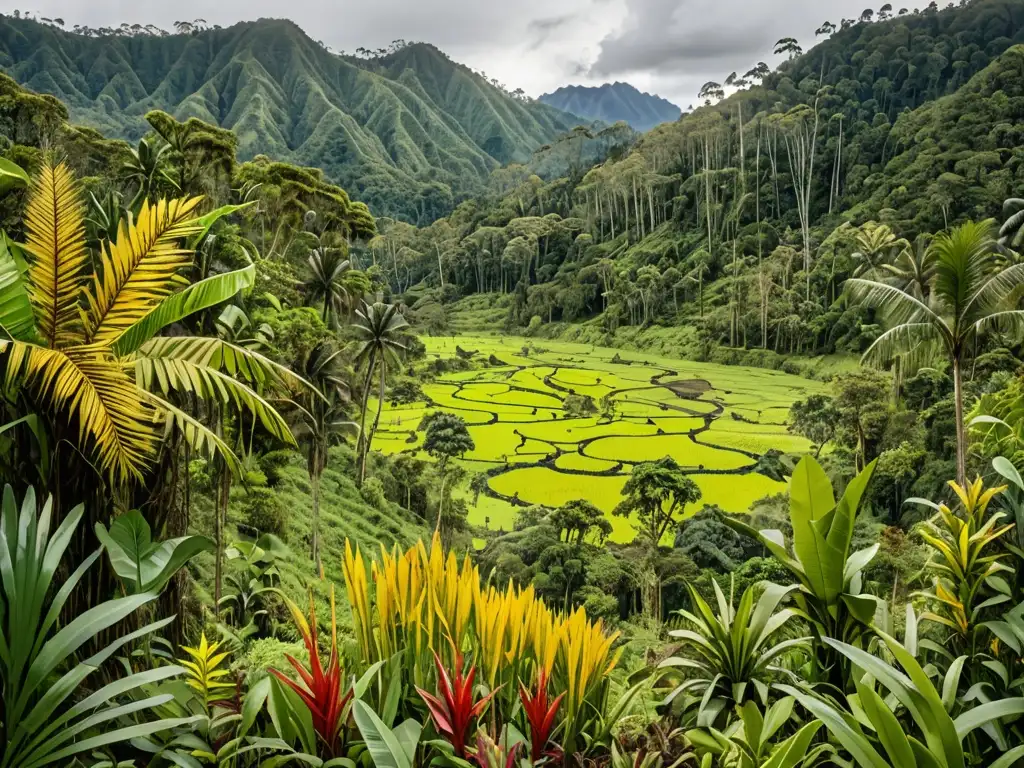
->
527, 14, 577, 50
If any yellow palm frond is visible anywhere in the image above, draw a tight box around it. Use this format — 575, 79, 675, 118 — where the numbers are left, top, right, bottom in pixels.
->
134, 353, 295, 445
17, 343, 157, 482
143, 390, 242, 477
22, 162, 89, 348
180, 632, 234, 708
86, 196, 203, 344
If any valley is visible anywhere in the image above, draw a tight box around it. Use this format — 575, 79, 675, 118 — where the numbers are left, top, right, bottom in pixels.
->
4, 2, 1024, 766
374, 336, 820, 540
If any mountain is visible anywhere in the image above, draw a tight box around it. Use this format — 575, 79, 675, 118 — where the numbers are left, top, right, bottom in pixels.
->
0, 16, 580, 221
539, 82, 680, 132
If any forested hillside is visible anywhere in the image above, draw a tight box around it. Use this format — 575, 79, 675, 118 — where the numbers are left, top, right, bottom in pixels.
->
384, 0, 1024, 363
540, 82, 681, 131
0, 15, 579, 221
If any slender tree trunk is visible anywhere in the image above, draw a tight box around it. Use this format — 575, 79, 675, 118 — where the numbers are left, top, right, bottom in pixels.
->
361, 358, 388, 484
311, 464, 321, 563
953, 355, 967, 485
215, 462, 230, 618
356, 354, 378, 487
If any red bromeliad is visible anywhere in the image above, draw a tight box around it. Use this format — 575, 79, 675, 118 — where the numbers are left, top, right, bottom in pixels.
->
519, 668, 565, 762
271, 590, 354, 756
416, 651, 497, 758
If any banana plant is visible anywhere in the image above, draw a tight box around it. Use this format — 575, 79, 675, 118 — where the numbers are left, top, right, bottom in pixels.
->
724, 456, 881, 688
780, 631, 1024, 768
95, 509, 214, 594
686, 697, 830, 768
0, 485, 198, 768
658, 580, 808, 727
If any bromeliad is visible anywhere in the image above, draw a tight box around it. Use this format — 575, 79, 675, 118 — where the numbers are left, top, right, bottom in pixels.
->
270, 588, 354, 756
519, 668, 564, 761
417, 650, 497, 758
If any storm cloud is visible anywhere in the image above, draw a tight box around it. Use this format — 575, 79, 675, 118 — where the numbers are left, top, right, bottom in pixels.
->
23, 0, 876, 107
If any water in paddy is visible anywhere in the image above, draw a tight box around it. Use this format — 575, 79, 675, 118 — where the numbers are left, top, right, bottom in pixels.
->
373, 336, 825, 542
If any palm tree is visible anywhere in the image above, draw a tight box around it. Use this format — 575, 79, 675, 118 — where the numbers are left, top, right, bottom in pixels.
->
851, 222, 910, 279
353, 300, 409, 484
0, 162, 301, 492
121, 137, 176, 209
304, 246, 354, 329
290, 341, 355, 563
847, 220, 1024, 484
884, 235, 935, 300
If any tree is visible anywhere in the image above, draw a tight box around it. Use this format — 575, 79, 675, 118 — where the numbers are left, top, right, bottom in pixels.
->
833, 369, 891, 472
290, 341, 353, 563
353, 301, 409, 485
550, 499, 611, 545
848, 220, 1024, 484
790, 394, 839, 457
422, 412, 475, 538
304, 246, 354, 329
613, 457, 702, 546
0, 162, 298, 492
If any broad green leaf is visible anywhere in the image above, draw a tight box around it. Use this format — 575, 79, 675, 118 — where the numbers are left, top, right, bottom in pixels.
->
0, 237, 36, 341
112, 264, 256, 355
0, 157, 30, 194
993, 456, 1024, 491
354, 700, 415, 768
953, 698, 1024, 741
789, 456, 835, 598
192, 201, 255, 246
778, 686, 889, 768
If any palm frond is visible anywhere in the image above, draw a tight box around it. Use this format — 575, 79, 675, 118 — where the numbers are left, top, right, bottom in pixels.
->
137, 336, 311, 394
22, 162, 89, 348
13, 343, 157, 482
845, 278, 950, 344
111, 264, 255, 355
962, 262, 1024, 323
85, 196, 203, 344
862, 322, 944, 369
929, 220, 996, 318
143, 390, 242, 477
135, 354, 295, 445
975, 309, 1024, 337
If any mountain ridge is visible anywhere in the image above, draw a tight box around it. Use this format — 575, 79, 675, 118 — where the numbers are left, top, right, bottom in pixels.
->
539, 82, 681, 132
0, 15, 580, 221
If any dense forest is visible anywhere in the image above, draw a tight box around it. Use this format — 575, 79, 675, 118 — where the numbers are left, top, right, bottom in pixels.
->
5, 1, 1024, 767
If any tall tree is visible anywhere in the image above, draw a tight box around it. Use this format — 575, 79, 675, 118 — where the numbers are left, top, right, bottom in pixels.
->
290, 341, 354, 564
848, 220, 1024, 483
353, 301, 409, 484
422, 412, 475, 544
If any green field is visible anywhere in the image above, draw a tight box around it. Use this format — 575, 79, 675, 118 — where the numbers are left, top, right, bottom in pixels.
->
374, 336, 824, 542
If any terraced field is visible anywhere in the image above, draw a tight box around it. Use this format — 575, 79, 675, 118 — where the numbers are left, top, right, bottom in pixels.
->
373, 336, 824, 542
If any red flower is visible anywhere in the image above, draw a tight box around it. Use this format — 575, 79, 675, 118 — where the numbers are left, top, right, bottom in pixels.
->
417, 651, 497, 758
519, 668, 565, 762
271, 592, 353, 756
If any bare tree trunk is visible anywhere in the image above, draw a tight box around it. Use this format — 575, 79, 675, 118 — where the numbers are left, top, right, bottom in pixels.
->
953, 356, 967, 486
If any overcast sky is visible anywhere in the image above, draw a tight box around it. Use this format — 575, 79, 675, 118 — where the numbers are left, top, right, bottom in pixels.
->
22, 0, 877, 106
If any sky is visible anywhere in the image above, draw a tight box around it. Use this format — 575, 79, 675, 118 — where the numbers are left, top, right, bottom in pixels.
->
21, 0, 878, 107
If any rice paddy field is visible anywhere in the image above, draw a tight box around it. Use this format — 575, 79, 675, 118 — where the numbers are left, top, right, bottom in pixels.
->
372, 336, 825, 542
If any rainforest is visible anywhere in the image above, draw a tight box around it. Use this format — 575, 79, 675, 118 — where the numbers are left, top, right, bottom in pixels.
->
5, 0, 1024, 766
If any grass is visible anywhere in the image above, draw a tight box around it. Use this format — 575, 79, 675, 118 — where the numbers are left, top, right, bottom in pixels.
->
374, 335, 825, 543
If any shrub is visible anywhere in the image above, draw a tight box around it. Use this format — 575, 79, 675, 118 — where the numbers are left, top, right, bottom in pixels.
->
242, 487, 289, 537
361, 476, 388, 510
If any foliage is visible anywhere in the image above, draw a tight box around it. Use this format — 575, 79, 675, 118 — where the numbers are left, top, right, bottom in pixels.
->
613, 457, 702, 545
658, 580, 805, 727
95, 508, 214, 593
270, 589, 354, 757
725, 456, 880, 685
417, 651, 496, 758
0, 486, 196, 767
